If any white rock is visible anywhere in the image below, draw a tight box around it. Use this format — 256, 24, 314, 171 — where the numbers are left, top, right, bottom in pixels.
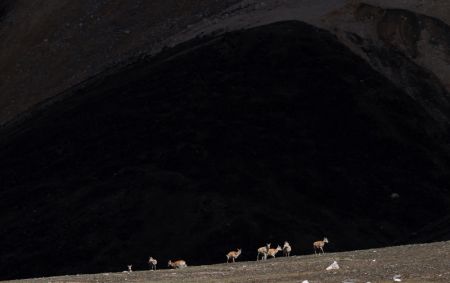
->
302, 280, 309, 283
326, 261, 340, 270
390, 193, 400, 199
393, 274, 402, 282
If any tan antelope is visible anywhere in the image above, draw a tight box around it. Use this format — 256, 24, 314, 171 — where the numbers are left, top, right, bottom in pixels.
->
313, 237, 329, 254
168, 259, 187, 269
267, 245, 282, 259
148, 256, 157, 271
283, 241, 292, 257
257, 243, 271, 261
226, 248, 242, 263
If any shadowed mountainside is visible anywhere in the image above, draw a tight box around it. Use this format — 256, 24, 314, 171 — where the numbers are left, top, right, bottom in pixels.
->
0, 21, 450, 280
0, 0, 240, 124
2, 1, 450, 126
324, 3, 450, 118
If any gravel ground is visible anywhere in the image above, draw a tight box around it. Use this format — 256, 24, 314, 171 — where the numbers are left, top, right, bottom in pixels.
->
6, 241, 450, 283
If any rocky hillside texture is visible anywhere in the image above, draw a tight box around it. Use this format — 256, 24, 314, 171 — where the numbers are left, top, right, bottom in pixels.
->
323, 2, 450, 124
0, 0, 240, 124
1, 20, 450, 280
5, 241, 450, 282
2, 1, 450, 126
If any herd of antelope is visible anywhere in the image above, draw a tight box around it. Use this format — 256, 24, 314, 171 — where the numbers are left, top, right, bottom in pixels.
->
138, 237, 329, 271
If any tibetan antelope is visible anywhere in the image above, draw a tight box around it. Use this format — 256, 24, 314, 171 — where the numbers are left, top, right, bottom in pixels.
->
127, 265, 133, 272
267, 245, 282, 259
226, 248, 242, 263
257, 243, 271, 261
168, 259, 187, 269
283, 241, 292, 257
313, 237, 329, 254
148, 257, 157, 271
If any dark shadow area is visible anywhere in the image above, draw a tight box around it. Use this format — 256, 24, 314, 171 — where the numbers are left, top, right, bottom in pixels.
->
0, 1, 13, 22
0, 20, 450, 280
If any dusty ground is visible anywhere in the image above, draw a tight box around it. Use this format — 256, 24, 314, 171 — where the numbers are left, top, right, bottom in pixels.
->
5, 241, 450, 283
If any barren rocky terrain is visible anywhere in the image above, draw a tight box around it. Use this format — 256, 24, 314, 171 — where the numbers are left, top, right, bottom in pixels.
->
1, 19, 450, 280
5, 241, 450, 283
0, 0, 240, 123
1, 0, 450, 281
2, 1, 450, 125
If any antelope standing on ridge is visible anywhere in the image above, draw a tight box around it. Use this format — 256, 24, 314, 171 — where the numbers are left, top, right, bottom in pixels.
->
127, 265, 133, 272
257, 243, 271, 261
313, 237, 329, 254
226, 248, 242, 263
148, 257, 157, 270
168, 259, 187, 269
283, 241, 292, 257
267, 245, 282, 258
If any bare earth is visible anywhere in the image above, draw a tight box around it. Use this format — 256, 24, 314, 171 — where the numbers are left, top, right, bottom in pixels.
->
6, 241, 450, 283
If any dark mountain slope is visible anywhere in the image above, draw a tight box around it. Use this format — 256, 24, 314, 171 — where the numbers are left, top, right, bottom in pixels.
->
0, 21, 449, 280
0, 0, 240, 124
0, 2, 13, 21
